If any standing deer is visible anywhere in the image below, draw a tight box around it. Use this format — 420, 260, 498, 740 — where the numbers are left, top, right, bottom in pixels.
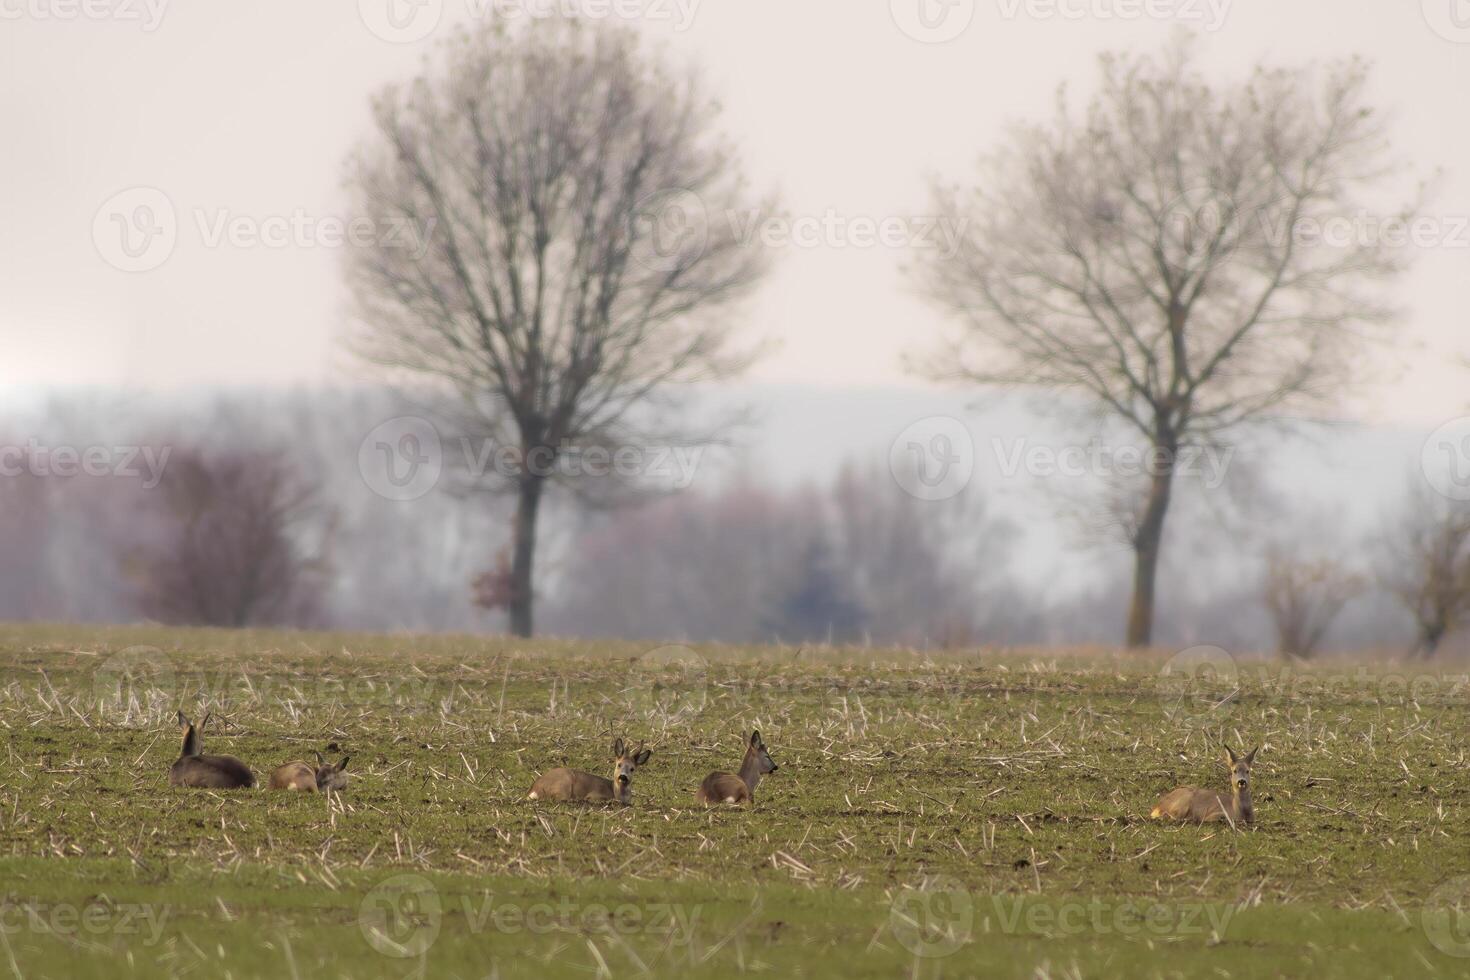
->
695, 730, 779, 806
528, 738, 651, 805
1151, 745, 1258, 826
169, 711, 255, 789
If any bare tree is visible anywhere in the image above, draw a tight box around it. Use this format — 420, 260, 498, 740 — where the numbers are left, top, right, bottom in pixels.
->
1381, 480, 1470, 658
345, 20, 770, 636
917, 37, 1412, 647
128, 448, 330, 628
1261, 548, 1363, 659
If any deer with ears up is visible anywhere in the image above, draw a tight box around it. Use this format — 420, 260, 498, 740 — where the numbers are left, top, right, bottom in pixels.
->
169, 711, 255, 789
695, 731, 779, 806
528, 738, 652, 805
1151, 745, 1258, 826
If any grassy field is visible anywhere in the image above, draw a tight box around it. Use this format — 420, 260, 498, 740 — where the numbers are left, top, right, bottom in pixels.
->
0, 623, 1468, 978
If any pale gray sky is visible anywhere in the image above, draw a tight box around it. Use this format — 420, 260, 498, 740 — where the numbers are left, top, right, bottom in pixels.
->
2, 1, 1466, 422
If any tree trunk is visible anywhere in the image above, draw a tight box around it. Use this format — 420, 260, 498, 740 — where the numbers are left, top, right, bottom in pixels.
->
508, 475, 544, 638
1126, 443, 1177, 649
1417, 622, 1446, 660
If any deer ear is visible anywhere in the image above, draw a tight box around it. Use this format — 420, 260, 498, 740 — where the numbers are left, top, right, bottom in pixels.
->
338, 756, 351, 771
613, 737, 625, 758
315, 751, 326, 767
176, 710, 190, 728
1223, 745, 1238, 765
1244, 746, 1259, 765
750, 731, 762, 748
635, 749, 652, 766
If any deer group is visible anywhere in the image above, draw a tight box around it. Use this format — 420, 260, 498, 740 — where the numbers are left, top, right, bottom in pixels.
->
170, 708, 1262, 828
527, 731, 780, 808
169, 711, 350, 794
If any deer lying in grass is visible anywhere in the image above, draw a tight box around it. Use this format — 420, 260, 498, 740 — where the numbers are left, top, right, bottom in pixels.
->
268, 752, 350, 792
169, 711, 255, 789
1151, 745, 1258, 826
695, 730, 778, 806
528, 738, 651, 805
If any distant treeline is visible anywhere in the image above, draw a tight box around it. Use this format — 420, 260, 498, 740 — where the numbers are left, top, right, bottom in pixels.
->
0, 387, 1454, 656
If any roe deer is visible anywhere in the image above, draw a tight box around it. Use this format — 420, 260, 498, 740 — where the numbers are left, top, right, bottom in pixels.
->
1151, 745, 1258, 826
528, 738, 651, 805
170, 711, 255, 789
314, 751, 350, 792
267, 752, 349, 792
695, 730, 778, 806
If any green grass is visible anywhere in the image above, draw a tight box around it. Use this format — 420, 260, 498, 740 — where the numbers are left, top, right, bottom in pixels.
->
1, 623, 1468, 978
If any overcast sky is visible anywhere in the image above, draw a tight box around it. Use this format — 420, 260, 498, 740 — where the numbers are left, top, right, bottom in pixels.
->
2, 1, 1466, 424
